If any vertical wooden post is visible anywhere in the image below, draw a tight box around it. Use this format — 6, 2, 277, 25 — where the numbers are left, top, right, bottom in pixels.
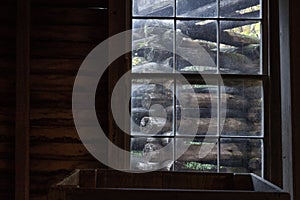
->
108, 0, 131, 169
15, 0, 30, 199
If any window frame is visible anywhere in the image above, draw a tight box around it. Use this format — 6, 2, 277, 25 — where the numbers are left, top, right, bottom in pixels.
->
107, 0, 283, 186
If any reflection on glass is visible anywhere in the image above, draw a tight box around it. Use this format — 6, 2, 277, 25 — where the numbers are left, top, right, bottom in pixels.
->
219, 21, 261, 74
220, 139, 263, 176
131, 79, 174, 136
220, 79, 263, 136
130, 137, 174, 171
220, 0, 261, 18
133, 0, 174, 17
175, 138, 218, 172
176, 0, 217, 18
132, 19, 174, 73
176, 20, 217, 73
176, 82, 218, 136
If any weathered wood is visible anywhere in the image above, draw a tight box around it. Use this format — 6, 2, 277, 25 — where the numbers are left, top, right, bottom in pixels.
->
30, 159, 102, 172
48, 170, 290, 200
30, 75, 82, 92
30, 108, 106, 127
180, 93, 248, 110
137, 117, 250, 135
30, 59, 82, 74
178, 143, 243, 164
31, 8, 108, 26
31, 26, 106, 43
31, 41, 97, 59
30, 143, 97, 160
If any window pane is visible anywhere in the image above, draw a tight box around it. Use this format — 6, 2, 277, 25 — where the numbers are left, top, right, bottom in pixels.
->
133, 0, 174, 17
175, 138, 218, 172
131, 79, 174, 136
220, 139, 263, 176
220, 79, 263, 137
176, 0, 217, 18
220, 0, 261, 18
176, 82, 218, 136
219, 21, 261, 74
176, 20, 217, 73
131, 137, 174, 171
132, 19, 174, 73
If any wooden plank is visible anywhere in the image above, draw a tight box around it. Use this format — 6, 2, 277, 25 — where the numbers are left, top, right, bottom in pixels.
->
30, 126, 109, 142
30, 59, 82, 74
31, 0, 108, 7
30, 74, 108, 92
31, 91, 108, 109
30, 159, 102, 172
30, 74, 75, 92
30, 143, 98, 160
64, 188, 290, 200
31, 25, 106, 43
31, 41, 97, 59
31, 8, 108, 26
29, 108, 107, 127
16, 0, 30, 199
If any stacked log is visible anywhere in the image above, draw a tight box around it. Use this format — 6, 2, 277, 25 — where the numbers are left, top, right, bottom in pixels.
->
131, 18, 262, 174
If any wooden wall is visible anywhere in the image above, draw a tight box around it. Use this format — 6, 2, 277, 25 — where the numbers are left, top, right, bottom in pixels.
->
0, 0, 16, 199
29, 0, 109, 199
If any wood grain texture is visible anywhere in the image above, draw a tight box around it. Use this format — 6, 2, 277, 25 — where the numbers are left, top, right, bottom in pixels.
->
32, 8, 108, 26
31, 25, 106, 43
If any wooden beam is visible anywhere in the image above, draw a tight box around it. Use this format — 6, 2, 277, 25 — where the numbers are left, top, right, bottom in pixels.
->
15, 0, 30, 199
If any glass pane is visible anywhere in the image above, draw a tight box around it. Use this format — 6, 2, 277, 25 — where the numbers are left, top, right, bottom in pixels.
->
132, 19, 174, 73
220, 0, 261, 18
131, 137, 174, 171
176, 20, 217, 73
220, 79, 263, 136
219, 21, 261, 74
175, 138, 218, 172
131, 79, 174, 136
220, 139, 263, 176
133, 0, 174, 17
176, 0, 217, 18
176, 81, 218, 136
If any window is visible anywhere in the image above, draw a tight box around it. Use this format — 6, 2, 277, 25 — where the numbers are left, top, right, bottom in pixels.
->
128, 0, 266, 176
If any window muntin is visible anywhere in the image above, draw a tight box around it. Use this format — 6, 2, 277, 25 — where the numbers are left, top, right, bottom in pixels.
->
130, 0, 263, 176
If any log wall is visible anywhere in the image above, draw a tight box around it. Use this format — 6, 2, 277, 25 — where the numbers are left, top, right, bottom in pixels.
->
29, 0, 109, 199
0, 0, 16, 199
